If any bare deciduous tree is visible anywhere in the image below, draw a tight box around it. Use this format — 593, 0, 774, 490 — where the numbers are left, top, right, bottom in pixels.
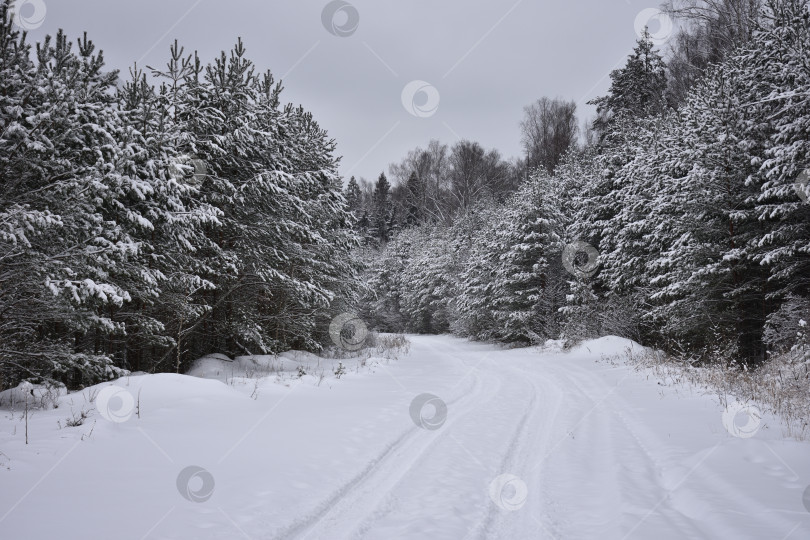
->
519, 97, 578, 174
663, 0, 762, 47
447, 141, 510, 212
663, 0, 763, 105
389, 140, 451, 222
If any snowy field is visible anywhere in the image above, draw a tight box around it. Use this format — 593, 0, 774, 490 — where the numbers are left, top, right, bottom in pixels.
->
1, 335, 809, 539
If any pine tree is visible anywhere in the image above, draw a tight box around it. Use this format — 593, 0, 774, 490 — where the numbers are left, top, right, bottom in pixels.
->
371, 172, 392, 243
590, 28, 668, 141
344, 176, 362, 218
0, 16, 193, 384
0, 13, 361, 385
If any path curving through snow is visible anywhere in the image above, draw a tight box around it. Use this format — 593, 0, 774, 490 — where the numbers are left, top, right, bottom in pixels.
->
1, 335, 808, 539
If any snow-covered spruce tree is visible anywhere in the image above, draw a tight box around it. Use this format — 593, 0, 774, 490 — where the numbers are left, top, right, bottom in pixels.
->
589, 28, 669, 143
555, 31, 670, 346
360, 230, 411, 332
556, 147, 645, 343
736, 0, 810, 359
441, 208, 482, 334
344, 176, 362, 220
279, 103, 362, 349
641, 45, 771, 365
563, 0, 809, 365
571, 22, 777, 360
370, 172, 392, 245
403, 171, 424, 227
582, 27, 669, 262
451, 203, 504, 340
399, 224, 454, 333
589, 112, 693, 346
489, 171, 566, 343
554, 148, 607, 342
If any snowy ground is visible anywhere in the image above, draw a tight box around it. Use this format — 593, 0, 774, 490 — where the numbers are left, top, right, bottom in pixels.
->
1, 335, 809, 539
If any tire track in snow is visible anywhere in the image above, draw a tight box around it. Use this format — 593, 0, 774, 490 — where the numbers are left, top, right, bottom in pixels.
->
304, 347, 542, 540
272, 360, 490, 540
606, 392, 801, 538
547, 361, 698, 538
541, 357, 797, 538
269, 338, 808, 539
466, 366, 543, 540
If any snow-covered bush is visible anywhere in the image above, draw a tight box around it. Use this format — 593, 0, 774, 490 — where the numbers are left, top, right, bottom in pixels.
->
765, 295, 810, 358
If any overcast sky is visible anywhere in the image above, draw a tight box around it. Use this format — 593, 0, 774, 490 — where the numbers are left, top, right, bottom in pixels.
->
19, 0, 674, 185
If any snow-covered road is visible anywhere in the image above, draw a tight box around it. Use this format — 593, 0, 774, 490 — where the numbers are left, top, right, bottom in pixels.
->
1, 335, 809, 539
